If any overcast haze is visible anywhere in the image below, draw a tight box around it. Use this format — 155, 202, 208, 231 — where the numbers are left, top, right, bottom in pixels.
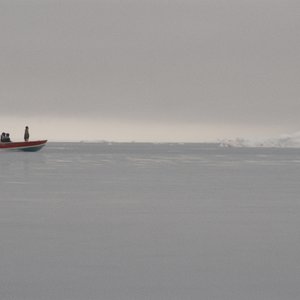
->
0, 0, 299, 141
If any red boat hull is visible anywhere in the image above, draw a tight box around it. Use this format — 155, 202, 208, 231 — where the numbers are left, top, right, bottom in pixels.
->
0, 140, 47, 152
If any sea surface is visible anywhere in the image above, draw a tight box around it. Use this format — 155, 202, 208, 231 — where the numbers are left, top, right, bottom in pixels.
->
0, 142, 300, 300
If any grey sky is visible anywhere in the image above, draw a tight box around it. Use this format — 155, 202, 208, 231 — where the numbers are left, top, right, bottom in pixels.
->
0, 0, 299, 141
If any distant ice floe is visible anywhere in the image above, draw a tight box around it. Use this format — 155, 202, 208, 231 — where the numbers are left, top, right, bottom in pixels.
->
219, 132, 300, 148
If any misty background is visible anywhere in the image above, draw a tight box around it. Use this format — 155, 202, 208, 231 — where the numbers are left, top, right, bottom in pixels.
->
0, 0, 299, 142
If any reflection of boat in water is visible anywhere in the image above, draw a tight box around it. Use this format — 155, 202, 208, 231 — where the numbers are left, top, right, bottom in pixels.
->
0, 140, 47, 152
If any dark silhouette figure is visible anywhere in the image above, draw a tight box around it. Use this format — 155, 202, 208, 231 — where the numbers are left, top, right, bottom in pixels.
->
24, 126, 29, 142
1, 132, 5, 142
5, 133, 11, 142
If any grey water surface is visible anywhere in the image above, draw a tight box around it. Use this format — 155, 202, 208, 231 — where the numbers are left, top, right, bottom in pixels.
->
0, 143, 299, 300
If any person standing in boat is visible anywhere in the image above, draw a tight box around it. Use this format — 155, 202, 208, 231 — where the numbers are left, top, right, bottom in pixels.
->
24, 126, 29, 141
1, 132, 5, 142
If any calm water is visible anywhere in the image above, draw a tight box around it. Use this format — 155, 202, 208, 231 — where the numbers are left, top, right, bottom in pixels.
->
0, 143, 299, 300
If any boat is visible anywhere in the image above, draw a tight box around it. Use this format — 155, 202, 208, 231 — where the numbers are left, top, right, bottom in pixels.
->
0, 140, 47, 152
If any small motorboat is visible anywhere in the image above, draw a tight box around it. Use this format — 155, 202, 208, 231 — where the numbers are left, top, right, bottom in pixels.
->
0, 140, 47, 152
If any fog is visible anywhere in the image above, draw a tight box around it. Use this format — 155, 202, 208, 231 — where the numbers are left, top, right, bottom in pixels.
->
0, 0, 299, 141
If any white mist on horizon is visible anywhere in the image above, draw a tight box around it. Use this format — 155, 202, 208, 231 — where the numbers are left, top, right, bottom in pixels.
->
0, 115, 292, 143
220, 131, 300, 148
